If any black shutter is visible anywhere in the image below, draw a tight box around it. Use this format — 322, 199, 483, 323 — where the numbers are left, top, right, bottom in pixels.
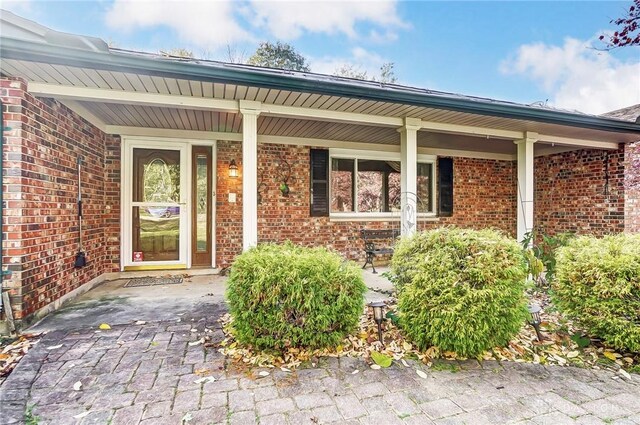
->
310, 149, 329, 217
438, 157, 454, 217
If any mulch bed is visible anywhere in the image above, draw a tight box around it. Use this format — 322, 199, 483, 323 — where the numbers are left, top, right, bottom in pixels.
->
218, 290, 638, 380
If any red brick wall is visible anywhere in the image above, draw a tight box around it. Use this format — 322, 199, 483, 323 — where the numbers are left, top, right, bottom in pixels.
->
436, 157, 516, 235
625, 142, 640, 233
104, 135, 121, 271
1, 78, 119, 321
215, 143, 517, 266
534, 147, 626, 236
216, 141, 244, 266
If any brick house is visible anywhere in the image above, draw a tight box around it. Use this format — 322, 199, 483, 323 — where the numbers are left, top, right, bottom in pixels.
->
1, 11, 639, 329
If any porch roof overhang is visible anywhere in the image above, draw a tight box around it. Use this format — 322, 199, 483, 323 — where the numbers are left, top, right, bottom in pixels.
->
2, 29, 640, 160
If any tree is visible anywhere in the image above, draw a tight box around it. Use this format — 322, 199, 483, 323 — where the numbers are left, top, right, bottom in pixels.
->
248, 41, 311, 72
159, 48, 194, 58
334, 64, 369, 80
378, 62, 398, 84
333, 62, 398, 84
599, 0, 640, 48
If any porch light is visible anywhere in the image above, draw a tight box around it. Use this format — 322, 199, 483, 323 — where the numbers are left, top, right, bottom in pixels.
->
228, 160, 238, 178
368, 301, 386, 345
528, 304, 544, 342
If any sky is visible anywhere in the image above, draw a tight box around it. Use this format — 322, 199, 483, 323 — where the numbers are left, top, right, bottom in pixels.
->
3, 0, 640, 115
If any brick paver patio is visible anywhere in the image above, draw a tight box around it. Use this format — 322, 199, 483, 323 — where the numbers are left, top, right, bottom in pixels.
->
1, 316, 639, 425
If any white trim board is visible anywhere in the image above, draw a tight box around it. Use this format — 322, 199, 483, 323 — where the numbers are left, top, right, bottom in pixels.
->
110, 126, 516, 160
30, 82, 620, 149
120, 136, 217, 271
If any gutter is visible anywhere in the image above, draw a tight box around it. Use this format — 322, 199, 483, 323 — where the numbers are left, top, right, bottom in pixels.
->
1, 37, 640, 135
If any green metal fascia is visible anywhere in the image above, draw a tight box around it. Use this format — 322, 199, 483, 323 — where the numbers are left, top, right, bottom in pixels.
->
2, 37, 639, 135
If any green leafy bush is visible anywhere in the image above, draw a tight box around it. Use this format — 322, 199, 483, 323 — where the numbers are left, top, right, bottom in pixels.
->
522, 230, 575, 285
391, 227, 528, 357
553, 234, 640, 352
227, 242, 366, 350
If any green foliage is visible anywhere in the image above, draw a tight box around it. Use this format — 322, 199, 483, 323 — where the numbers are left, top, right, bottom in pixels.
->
391, 227, 528, 357
521, 230, 574, 284
227, 242, 366, 350
159, 48, 194, 58
570, 333, 591, 348
553, 234, 640, 352
248, 41, 311, 72
24, 405, 39, 425
333, 62, 398, 83
371, 351, 392, 367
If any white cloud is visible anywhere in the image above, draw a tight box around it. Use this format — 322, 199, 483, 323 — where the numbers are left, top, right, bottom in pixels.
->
2, 0, 33, 15
104, 0, 406, 51
104, 0, 255, 50
310, 47, 386, 77
500, 36, 640, 115
248, 0, 406, 41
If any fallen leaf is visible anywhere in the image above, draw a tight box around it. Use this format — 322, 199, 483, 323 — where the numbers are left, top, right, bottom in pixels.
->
98, 324, 111, 330
73, 381, 82, 391
280, 367, 291, 373
73, 411, 90, 419
566, 351, 579, 358
188, 338, 205, 347
416, 369, 428, 379
371, 351, 392, 368
370, 364, 381, 370
603, 352, 618, 361
258, 371, 270, 377
618, 369, 632, 381
401, 359, 410, 367
351, 370, 360, 375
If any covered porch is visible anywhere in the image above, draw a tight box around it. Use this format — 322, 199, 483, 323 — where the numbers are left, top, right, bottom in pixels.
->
1, 44, 636, 270
2, 24, 640, 325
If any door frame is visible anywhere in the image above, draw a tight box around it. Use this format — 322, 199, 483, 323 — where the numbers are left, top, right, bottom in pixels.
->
120, 136, 217, 271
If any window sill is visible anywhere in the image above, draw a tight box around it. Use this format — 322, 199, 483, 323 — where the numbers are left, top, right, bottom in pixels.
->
329, 213, 440, 222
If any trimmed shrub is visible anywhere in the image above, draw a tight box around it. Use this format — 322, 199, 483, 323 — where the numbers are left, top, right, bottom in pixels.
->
227, 242, 366, 350
391, 227, 528, 357
553, 234, 640, 352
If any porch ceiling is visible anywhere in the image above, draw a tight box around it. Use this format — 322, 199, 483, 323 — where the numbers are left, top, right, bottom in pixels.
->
77, 101, 518, 154
2, 55, 639, 158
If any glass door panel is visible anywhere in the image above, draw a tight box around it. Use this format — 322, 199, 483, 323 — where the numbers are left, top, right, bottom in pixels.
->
131, 148, 184, 264
192, 146, 212, 266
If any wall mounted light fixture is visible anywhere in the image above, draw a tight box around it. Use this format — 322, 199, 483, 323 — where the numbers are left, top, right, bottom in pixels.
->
228, 159, 238, 178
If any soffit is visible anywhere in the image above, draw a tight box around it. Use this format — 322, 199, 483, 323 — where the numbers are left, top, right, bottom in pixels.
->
2, 58, 638, 145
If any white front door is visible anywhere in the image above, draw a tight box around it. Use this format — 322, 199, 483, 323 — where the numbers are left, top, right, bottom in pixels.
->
123, 140, 188, 269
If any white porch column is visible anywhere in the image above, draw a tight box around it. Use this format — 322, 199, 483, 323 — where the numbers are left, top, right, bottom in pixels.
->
400, 118, 421, 237
240, 100, 261, 251
515, 132, 538, 243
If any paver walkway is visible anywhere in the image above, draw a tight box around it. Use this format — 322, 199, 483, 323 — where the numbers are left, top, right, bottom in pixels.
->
1, 316, 639, 425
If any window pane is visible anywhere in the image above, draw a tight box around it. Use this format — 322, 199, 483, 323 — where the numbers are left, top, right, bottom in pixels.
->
133, 148, 181, 203
195, 154, 208, 252
417, 163, 433, 213
331, 159, 354, 212
357, 160, 401, 213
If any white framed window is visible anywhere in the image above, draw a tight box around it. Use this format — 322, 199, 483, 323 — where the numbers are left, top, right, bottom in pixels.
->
329, 149, 436, 218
